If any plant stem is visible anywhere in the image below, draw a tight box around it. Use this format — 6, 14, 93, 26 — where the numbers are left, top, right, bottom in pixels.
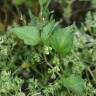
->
87, 67, 96, 82
58, 54, 65, 74
43, 53, 61, 78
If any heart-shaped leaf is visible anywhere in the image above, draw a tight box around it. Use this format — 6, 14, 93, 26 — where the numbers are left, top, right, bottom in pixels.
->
51, 25, 74, 56
10, 26, 41, 46
61, 74, 86, 95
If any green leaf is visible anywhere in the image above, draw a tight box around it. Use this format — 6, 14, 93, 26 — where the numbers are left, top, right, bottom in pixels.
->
92, 0, 96, 8
26, 0, 36, 7
51, 25, 74, 56
14, 0, 25, 5
61, 74, 86, 95
10, 26, 41, 46
41, 21, 55, 45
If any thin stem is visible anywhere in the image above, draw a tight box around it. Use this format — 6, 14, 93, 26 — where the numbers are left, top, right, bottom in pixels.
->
31, 67, 44, 78
87, 67, 96, 82
43, 53, 61, 78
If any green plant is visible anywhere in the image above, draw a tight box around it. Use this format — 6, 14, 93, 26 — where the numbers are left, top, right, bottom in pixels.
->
0, 0, 96, 96
0, 70, 23, 95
